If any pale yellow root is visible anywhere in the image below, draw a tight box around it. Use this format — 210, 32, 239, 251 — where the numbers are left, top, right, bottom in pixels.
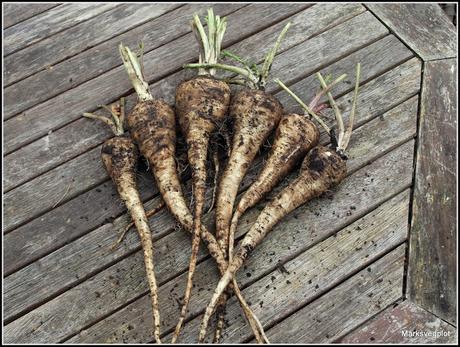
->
199, 269, 235, 342
111, 201, 165, 251
118, 181, 162, 343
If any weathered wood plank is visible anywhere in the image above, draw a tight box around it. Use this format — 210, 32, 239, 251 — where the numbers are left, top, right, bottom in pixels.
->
3, 3, 61, 28
3, 54, 420, 233
4, 144, 414, 343
260, 245, 406, 343
164, 192, 411, 343
3, 3, 247, 119
3, 56, 419, 282
278, 33, 412, 99
2, 39, 415, 279
224, 4, 368, 72
3, 3, 364, 155
4, 146, 106, 233
4, 3, 180, 84
3, 6, 323, 232
315, 57, 421, 146
3, 8, 381, 198
340, 301, 457, 343
4, 117, 113, 193
3, 169, 158, 276
366, 4, 457, 61
3, 3, 120, 57
275, 36, 415, 116
76, 192, 408, 344
408, 59, 457, 325
3, 93, 418, 325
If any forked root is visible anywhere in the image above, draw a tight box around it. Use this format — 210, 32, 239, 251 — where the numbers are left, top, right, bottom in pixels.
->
232, 279, 270, 344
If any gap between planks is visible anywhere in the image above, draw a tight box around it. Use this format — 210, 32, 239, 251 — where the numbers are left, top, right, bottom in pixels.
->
3, 3, 246, 120
339, 300, 457, 343
5, 153, 413, 343
3, 3, 182, 82
365, 3, 457, 61
3, 53, 420, 282
4, 3, 123, 57
3, 9, 390, 235
407, 59, 457, 325
1, 134, 416, 340
139, 191, 411, 344
3, 4, 363, 159
250, 244, 407, 343
3, 3, 62, 29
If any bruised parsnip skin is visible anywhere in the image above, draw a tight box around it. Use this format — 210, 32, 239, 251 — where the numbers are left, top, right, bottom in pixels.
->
216, 89, 283, 257
101, 136, 162, 343
199, 145, 347, 341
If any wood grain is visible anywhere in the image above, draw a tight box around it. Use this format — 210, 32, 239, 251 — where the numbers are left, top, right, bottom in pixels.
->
366, 3, 457, 61
4, 146, 107, 232
2, 4, 439, 343
4, 3, 178, 83
3, 3, 61, 29
165, 193, 409, 343
6, 8, 379, 229
3, 57, 420, 278
276, 34, 412, 111
4, 143, 414, 343
3, 94, 418, 325
3, 3, 246, 119
3, 94, 417, 325
262, 245, 406, 343
3, 169, 158, 275
3, 3, 119, 56
340, 300, 457, 343
3, 3, 361, 155
407, 59, 457, 325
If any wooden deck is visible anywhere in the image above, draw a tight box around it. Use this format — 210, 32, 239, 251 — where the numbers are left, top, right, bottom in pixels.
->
2, 3, 457, 344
